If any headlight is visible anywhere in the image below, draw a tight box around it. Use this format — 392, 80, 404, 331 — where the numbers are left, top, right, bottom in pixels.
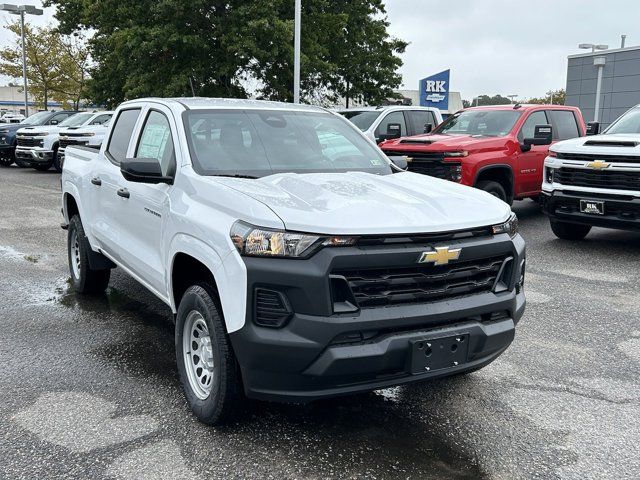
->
492, 213, 518, 237
547, 150, 558, 158
443, 151, 468, 157
545, 167, 554, 184
230, 221, 356, 258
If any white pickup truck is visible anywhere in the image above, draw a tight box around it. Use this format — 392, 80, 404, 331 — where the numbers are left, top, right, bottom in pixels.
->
58, 111, 114, 169
16, 111, 111, 172
542, 105, 640, 239
62, 97, 525, 425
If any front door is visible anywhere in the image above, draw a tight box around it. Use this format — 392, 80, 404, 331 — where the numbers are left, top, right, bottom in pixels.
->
516, 110, 549, 195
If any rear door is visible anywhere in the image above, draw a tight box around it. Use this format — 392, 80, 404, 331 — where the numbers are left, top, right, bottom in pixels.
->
89, 108, 142, 262
516, 110, 549, 195
115, 106, 177, 293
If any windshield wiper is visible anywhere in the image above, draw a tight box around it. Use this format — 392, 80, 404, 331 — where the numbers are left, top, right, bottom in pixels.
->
212, 174, 258, 179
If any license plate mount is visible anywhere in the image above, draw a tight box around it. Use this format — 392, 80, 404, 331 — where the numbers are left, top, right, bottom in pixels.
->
409, 334, 470, 374
580, 199, 605, 215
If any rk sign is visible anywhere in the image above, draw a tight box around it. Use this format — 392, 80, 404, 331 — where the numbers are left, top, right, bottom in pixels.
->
419, 69, 450, 110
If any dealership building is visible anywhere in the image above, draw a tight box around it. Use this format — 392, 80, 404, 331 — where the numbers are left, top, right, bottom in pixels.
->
565, 45, 640, 128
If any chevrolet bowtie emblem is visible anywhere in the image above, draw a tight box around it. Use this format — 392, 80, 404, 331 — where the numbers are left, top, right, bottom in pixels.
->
586, 160, 611, 170
418, 246, 462, 266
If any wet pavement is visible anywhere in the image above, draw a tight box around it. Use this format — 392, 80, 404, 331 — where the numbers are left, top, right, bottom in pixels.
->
0, 165, 639, 479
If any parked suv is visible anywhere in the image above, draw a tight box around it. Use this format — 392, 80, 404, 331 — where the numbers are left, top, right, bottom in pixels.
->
379, 105, 586, 204
16, 111, 112, 172
338, 106, 443, 144
0, 110, 77, 167
542, 104, 640, 239
62, 98, 525, 425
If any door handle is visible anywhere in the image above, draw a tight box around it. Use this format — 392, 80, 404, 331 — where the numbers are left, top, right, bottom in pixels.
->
117, 188, 130, 199
91, 177, 102, 186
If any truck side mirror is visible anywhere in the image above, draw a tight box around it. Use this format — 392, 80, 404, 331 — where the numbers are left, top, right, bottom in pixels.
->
423, 123, 433, 134
523, 124, 553, 147
121, 157, 173, 185
586, 121, 600, 136
387, 155, 408, 171
50, 120, 59, 125
386, 122, 402, 138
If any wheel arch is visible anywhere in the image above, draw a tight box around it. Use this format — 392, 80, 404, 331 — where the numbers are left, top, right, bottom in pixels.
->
474, 164, 515, 203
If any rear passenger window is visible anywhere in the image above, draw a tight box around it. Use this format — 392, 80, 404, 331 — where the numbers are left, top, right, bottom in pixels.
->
548, 110, 580, 141
135, 111, 176, 176
107, 109, 141, 164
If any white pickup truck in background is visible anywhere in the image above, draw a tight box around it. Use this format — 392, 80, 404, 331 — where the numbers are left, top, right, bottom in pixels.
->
542, 104, 640, 240
16, 111, 111, 172
58, 111, 114, 169
62, 97, 525, 425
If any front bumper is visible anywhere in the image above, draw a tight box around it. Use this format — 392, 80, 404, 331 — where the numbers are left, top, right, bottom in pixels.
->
229, 233, 526, 403
15, 147, 54, 165
541, 190, 640, 231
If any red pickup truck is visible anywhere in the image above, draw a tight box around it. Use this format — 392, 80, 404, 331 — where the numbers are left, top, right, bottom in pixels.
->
379, 104, 586, 204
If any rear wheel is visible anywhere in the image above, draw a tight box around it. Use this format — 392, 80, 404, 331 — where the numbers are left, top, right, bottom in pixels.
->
53, 147, 63, 173
67, 215, 111, 294
550, 219, 591, 240
476, 180, 508, 203
34, 161, 53, 171
175, 284, 243, 425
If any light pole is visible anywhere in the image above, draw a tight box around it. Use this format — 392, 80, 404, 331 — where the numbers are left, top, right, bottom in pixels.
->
578, 43, 608, 54
0, 3, 43, 117
507, 94, 518, 104
293, 0, 301, 104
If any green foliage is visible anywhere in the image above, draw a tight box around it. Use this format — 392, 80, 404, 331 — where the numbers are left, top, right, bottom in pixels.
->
463, 89, 567, 108
463, 94, 513, 108
0, 21, 90, 109
45, 0, 407, 107
525, 89, 566, 105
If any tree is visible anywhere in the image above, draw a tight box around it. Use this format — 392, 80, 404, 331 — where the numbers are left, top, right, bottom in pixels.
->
46, 0, 408, 107
525, 89, 566, 105
462, 94, 512, 108
0, 21, 91, 110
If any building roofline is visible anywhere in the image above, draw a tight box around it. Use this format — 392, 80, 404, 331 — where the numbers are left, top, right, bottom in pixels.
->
568, 45, 640, 59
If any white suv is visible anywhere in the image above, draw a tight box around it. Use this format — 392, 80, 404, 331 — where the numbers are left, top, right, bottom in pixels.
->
338, 106, 443, 144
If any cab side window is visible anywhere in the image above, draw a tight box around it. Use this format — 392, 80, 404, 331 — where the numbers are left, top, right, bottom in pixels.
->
50, 113, 72, 125
92, 114, 112, 125
518, 111, 548, 142
106, 109, 142, 164
135, 110, 176, 177
548, 110, 580, 141
408, 110, 437, 135
375, 111, 407, 140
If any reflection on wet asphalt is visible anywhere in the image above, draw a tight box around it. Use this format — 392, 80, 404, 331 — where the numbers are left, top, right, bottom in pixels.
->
1, 167, 639, 479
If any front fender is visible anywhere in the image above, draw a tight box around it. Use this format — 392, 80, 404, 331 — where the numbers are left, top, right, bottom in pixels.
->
167, 234, 247, 333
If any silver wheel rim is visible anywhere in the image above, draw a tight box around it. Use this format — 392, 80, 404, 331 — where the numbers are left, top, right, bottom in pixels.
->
70, 229, 81, 280
182, 310, 215, 400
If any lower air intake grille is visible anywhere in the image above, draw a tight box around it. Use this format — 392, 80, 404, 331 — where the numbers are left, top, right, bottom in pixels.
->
254, 288, 292, 327
333, 256, 507, 308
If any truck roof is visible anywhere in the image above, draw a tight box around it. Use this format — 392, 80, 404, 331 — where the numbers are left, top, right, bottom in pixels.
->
121, 97, 326, 113
464, 104, 581, 112
336, 105, 439, 112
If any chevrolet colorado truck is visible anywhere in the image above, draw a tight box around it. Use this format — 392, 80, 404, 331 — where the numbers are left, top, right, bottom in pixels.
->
58, 111, 114, 169
379, 105, 586, 204
542, 104, 640, 239
16, 111, 110, 172
0, 110, 77, 167
338, 106, 443, 144
62, 98, 525, 425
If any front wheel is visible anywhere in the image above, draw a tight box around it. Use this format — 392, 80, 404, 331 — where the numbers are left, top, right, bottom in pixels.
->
175, 284, 243, 425
550, 219, 592, 240
53, 148, 63, 173
0, 155, 13, 167
67, 215, 111, 293
476, 180, 509, 204
34, 161, 53, 171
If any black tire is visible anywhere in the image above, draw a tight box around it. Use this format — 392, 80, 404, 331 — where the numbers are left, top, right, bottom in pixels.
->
67, 215, 111, 294
550, 219, 591, 240
34, 161, 53, 171
0, 155, 13, 167
476, 180, 508, 204
53, 147, 62, 173
175, 283, 243, 425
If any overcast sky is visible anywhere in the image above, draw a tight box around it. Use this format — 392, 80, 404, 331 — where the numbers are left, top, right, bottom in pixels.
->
0, 0, 637, 102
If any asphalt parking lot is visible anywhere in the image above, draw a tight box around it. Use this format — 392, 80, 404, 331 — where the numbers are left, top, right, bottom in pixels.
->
0, 166, 639, 480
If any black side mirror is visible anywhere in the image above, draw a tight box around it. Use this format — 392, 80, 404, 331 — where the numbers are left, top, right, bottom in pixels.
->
586, 121, 600, 136
423, 123, 433, 134
387, 155, 408, 170
121, 157, 173, 184
524, 124, 553, 148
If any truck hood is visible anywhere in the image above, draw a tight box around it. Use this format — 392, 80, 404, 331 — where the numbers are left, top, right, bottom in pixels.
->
60, 125, 107, 135
17, 125, 61, 135
383, 134, 505, 152
212, 171, 511, 235
551, 134, 640, 156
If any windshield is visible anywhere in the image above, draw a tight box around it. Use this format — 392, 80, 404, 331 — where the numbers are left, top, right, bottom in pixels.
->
21, 111, 52, 126
433, 109, 521, 137
605, 107, 640, 134
59, 113, 92, 127
184, 110, 392, 178
339, 110, 382, 131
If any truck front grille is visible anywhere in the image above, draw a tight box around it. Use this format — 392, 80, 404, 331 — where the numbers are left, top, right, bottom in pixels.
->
333, 255, 507, 309
556, 167, 640, 191
59, 138, 88, 148
557, 152, 640, 163
383, 150, 461, 180
17, 137, 43, 148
